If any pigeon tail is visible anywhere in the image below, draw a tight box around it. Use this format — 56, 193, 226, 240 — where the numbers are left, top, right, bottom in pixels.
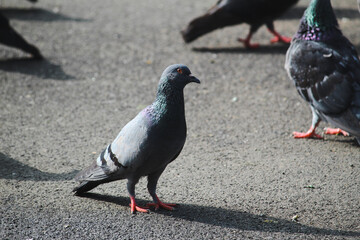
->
73, 177, 116, 194
73, 180, 102, 194
73, 160, 116, 194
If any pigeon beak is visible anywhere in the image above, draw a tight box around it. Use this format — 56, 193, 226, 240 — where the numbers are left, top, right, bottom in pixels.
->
189, 75, 200, 84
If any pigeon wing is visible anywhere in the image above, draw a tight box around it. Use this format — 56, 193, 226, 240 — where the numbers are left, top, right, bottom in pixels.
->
285, 38, 360, 115
109, 110, 151, 170
75, 110, 151, 182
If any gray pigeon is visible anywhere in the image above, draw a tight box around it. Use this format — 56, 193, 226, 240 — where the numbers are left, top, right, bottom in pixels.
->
73, 64, 200, 213
181, 0, 299, 48
285, 0, 360, 144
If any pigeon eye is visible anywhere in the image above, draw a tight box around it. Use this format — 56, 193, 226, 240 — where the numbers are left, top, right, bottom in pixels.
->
177, 68, 183, 74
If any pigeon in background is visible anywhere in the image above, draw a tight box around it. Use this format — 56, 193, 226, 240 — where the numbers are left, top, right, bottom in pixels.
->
0, 13, 43, 59
285, 0, 360, 144
181, 0, 299, 48
73, 64, 200, 213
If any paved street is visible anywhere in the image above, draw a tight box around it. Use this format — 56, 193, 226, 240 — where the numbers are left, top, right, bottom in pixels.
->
1, 0, 359, 239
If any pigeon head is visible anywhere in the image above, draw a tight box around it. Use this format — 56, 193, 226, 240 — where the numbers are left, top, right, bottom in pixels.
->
154, 64, 200, 108
295, 0, 340, 41
304, 0, 338, 30
151, 64, 200, 118
159, 64, 200, 90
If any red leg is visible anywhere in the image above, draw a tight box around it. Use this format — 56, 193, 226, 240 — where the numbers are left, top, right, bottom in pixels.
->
146, 195, 177, 211
293, 126, 323, 139
268, 29, 291, 44
129, 196, 149, 214
324, 128, 349, 136
237, 32, 260, 49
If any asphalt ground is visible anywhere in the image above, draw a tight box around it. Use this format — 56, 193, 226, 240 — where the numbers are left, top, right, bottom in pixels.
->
1, 0, 359, 239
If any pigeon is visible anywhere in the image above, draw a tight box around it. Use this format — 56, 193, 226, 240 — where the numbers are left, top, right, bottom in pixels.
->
285, 0, 360, 144
181, 0, 299, 48
73, 64, 200, 213
0, 13, 43, 59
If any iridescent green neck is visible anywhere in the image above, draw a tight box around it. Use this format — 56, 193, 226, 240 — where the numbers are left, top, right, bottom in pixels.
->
152, 77, 185, 120
305, 0, 338, 30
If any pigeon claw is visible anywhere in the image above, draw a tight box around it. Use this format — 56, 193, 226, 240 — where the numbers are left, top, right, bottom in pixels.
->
147, 202, 177, 211
293, 127, 323, 139
324, 128, 349, 136
146, 195, 177, 211
268, 29, 291, 44
129, 196, 149, 214
270, 35, 291, 44
237, 38, 260, 49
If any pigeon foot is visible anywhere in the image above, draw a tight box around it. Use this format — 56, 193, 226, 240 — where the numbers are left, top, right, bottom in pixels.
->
268, 29, 291, 44
237, 38, 259, 49
270, 35, 291, 44
129, 196, 149, 214
147, 195, 177, 211
293, 127, 322, 139
324, 128, 349, 136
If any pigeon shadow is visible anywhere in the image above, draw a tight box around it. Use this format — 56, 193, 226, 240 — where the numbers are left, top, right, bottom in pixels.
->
280, 6, 360, 20
75, 192, 132, 207
0, 152, 77, 181
323, 136, 359, 146
0, 8, 90, 22
78, 192, 360, 238
0, 57, 74, 80
192, 44, 290, 55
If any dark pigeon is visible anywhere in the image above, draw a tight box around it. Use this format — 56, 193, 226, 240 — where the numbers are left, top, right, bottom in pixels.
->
181, 0, 299, 48
285, 0, 360, 144
73, 64, 200, 213
0, 13, 43, 59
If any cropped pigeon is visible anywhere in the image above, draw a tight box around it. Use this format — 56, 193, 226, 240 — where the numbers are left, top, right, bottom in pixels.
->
181, 0, 299, 48
0, 13, 42, 59
285, 0, 360, 144
73, 64, 200, 213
